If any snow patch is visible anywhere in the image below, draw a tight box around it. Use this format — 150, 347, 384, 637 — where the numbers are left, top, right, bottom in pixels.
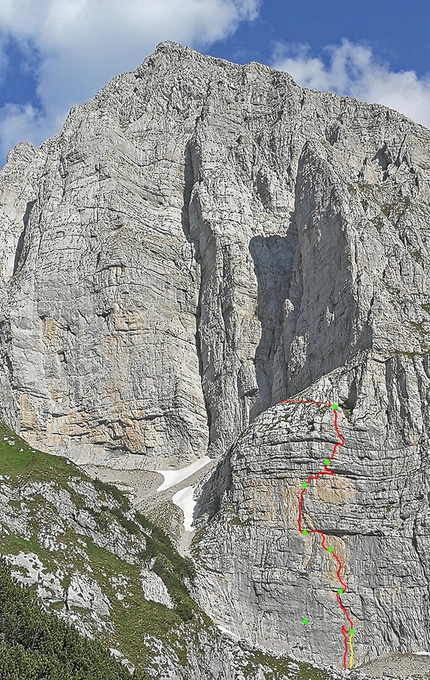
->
217, 624, 241, 640
172, 486, 196, 532
156, 456, 211, 492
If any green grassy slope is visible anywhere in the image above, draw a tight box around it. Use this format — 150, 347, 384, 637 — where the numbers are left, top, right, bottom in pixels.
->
0, 422, 211, 675
0, 422, 335, 679
0, 556, 149, 680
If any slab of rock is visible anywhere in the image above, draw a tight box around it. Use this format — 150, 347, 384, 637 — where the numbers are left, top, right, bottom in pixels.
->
193, 353, 430, 671
357, 652, 430, 678
140, 567, 174, 608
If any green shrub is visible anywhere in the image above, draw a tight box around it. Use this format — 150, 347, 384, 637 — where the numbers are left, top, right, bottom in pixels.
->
0, 557, 149, 680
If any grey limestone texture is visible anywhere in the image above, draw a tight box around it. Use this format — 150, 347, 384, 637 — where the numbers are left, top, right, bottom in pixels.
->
2, 40, 430, 676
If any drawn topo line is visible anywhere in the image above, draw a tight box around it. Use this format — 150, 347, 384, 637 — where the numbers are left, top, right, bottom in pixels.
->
278, 398, 354, 670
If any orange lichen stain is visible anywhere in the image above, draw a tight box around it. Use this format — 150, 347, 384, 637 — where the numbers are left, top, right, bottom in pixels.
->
91, 427, 109, 444
282, 480, 307, 527
19, 393, 41, 433
324, 537, 347, 581
244, 477, 278, 524
314, 475, 354, 504
113, 309, 147, 332
42, 317, 61, 343
124, 421, 144, 452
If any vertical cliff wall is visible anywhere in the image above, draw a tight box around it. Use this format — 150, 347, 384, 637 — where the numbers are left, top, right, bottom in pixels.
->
2, 41, 429, 471
1, 41, 430, 672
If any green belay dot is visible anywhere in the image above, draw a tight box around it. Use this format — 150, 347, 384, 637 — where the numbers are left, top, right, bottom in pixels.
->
327, 547, 333, 552
349, 628, 354, 635
338, 588, 343, 594
332, 403, 338, 410
302, 618, 308, 625
302, 530, 308, 535
324, 459, 330, 465
302, 482, 308, 488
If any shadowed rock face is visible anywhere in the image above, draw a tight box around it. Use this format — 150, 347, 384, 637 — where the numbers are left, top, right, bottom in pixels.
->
1, 41, 430, 673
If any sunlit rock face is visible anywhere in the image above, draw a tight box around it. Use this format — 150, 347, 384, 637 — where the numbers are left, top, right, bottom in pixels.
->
1, 40, 430, 674
193, 355, 430, 670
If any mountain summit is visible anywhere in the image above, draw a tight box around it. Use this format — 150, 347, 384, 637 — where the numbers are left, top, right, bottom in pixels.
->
1, 41, 430, 677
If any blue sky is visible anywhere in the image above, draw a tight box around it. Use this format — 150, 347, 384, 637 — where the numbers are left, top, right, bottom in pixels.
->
209, 0, 430, 77
0, 0, 429, 166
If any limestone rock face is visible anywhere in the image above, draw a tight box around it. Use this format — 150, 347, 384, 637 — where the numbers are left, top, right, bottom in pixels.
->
2, 41, 428, 469
140, 566, 174, 608
192, 354, 430, 670
1, 40, 430, 674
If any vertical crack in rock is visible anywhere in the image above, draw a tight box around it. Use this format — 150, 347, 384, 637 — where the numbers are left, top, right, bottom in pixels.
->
13, 199, 35, 275
412, 517, 430, 602
181, 138, 213, 445
248, 225, 297, 419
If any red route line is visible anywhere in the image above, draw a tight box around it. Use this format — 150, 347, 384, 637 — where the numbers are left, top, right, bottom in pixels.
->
278, 398, 353, 670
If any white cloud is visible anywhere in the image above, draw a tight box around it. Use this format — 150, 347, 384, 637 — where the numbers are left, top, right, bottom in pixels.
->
0, 0, 261, 164
0, 34, 12, 93
272, 39, 430, 130
0, 103, 63, 163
